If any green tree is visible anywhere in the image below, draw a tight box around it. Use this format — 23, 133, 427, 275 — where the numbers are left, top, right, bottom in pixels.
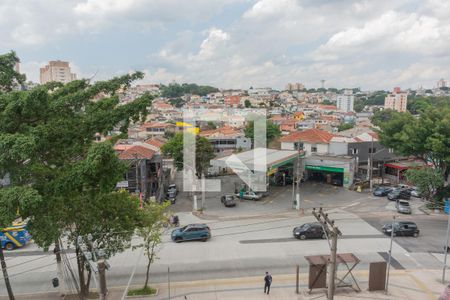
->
0, 186, 43, 299
206, 121, 217, 130
353, 100, 365, 112
0, 51, 153, 298
0, 51, 25, 92
375, 105, 450, 206
161, 132, 214, 177
129, 201, 169, 296
405, 168, 444, 205
244, 99, 251, 108
244, 120, 281, 146
337, 123, 354, 132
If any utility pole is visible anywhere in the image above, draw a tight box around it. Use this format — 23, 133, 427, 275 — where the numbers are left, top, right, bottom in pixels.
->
442, 210, 450, 283
386, 215, 395, 294
98, 259, 107, 300
0, 246, 14, 300
312, 207, 342, 300
54, 239, 66, 297
201, 173, 205, 210
369, 136, 374, 191
295, 140, 302, 211
168, 267, 171, 300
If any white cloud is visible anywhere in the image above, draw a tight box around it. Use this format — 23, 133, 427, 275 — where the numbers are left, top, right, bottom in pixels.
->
314, 10, 450, 60
243, 0, 302, 19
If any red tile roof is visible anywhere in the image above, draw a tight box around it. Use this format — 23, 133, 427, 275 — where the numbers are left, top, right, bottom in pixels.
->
118, 146, 155, 160
279, 128, 335, 144
145, 138, 165, 148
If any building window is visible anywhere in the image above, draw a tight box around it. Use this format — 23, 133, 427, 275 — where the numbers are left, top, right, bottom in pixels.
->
311, 146, 317, 153
351, 148, 358, 155
368, 147, 376, 153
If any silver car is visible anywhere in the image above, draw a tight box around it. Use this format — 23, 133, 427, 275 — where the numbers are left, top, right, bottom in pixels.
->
235, 191, 262, 200
395, 200, 411, 214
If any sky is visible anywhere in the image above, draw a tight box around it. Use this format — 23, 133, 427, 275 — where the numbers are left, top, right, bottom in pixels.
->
1, 0, 450, 90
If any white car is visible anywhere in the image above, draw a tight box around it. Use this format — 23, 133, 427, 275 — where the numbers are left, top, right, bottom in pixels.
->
235, 191, 263, 200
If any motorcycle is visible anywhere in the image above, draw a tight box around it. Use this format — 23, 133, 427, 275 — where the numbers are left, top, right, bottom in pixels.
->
163, 215, 180, 228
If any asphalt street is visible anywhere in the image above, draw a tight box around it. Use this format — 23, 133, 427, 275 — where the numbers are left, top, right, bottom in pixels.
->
1, 179, 449, 296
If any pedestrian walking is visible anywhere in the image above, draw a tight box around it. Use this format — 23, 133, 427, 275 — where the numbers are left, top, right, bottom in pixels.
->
264, 271, 272, 294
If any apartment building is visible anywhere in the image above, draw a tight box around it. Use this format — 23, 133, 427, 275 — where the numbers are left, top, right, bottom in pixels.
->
384, 87, 407, 112
40, 60, 77, 84
336, 89, 354, 112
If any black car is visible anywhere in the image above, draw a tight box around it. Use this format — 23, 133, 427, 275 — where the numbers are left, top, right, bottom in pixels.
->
293, 223, 326, 240
387, 188, 411, 201
373, 186, 393, 197
382, 221, 419, 237
221, 195, 236, 207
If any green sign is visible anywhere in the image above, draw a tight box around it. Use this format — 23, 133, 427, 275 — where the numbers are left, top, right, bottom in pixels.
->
305, 165, 344, 173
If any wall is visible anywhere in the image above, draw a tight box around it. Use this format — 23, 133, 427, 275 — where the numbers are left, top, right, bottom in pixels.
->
329, 141, 348, 155
281, 142, 295, 150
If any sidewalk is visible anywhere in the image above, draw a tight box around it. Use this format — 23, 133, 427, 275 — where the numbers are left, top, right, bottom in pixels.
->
4, 269, 446, 300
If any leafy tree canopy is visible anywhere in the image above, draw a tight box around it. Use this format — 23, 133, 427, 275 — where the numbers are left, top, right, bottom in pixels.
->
244, 120, 281, 145
337, 123, 354, 132
161, 132, 214, 177
160, 83, 219, 98
0, 51, 25, 92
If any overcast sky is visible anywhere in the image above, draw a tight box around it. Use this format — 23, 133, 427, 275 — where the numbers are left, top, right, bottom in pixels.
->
1, 0, 449, 90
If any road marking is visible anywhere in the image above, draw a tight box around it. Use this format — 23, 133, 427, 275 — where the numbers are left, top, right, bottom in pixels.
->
407, 272, 436, 300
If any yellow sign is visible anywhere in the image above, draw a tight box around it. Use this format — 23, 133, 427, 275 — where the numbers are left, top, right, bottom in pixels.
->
176, 121, 194, 127
267, 168, 276, 176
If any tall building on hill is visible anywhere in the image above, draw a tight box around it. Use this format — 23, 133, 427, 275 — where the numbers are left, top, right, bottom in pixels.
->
437, 78, 448, 88
384, 87, 407, 112
40, 60, 77, 84
285, 83, 305, 91
336, 89, 354, 112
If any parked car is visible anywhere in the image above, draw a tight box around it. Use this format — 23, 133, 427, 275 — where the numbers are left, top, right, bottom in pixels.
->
395, 200, 412, 214
221, 195, 236, 207
331, 178, 343, 186
410, 187, 421, 198
167, 184, 178, 195
235, 191, 262, 201
387, 188, 411, 201
171, 224, 211, 243
382, 221, 419, 237
373, 186, 393, 197
293, 222, 326, 240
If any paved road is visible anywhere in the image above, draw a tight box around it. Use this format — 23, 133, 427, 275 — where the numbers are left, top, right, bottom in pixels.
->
2, 180, 448, 296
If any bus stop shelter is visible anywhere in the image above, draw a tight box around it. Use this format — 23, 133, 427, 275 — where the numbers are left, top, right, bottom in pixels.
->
305, 253, 361, 294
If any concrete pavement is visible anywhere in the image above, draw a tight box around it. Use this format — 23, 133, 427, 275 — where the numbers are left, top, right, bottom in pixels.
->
2, 269, 446, 299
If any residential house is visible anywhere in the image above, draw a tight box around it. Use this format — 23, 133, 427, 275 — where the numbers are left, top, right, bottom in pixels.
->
279, 128, 334, 156
116, 144, 164, 200
200, 126, 251, 154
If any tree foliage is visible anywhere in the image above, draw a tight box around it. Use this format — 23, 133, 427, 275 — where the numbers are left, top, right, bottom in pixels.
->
0, 51, 153, 298
374, 105, 450, 206
133, 201, 169, 291
337, 123, 354, 132
161, 132, 215, 177
0, 51, 25, 92
160, 83, 218, 98
405, 168, 444, 204
244, 120, 281, 145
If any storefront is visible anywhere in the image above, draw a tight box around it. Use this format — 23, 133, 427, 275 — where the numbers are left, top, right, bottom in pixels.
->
303, 155, 355, 188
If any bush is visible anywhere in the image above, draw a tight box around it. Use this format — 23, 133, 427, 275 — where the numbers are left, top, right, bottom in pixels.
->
127, 287, 157, 296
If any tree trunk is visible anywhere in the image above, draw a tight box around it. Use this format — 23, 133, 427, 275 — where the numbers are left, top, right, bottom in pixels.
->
86, 269, 91, 296
54, 239, 66, 296
0, 247, 15, 300
143, 259, 151, 290
76, 248, 86, 300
